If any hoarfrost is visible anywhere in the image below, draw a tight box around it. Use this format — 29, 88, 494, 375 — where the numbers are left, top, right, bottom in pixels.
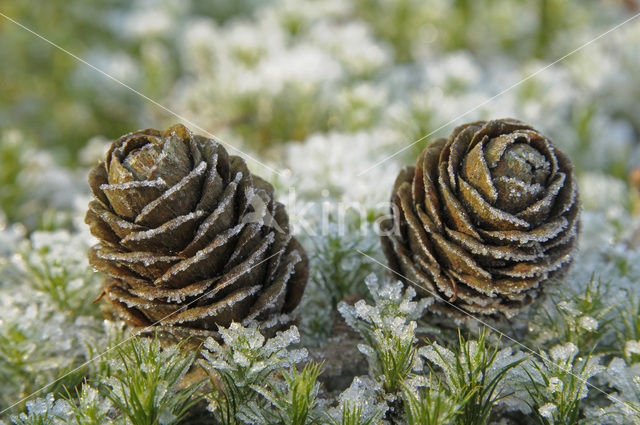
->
538, 402, 557, 419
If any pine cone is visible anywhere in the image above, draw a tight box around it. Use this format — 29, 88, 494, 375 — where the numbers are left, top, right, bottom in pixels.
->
380, 119, 580, 318
86, 124, 308, 341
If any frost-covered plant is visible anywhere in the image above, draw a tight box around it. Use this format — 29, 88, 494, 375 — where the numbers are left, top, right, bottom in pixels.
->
587, 356, 640, 424
402, 382, 459, 425
0, 228, 103, 410
201, 322, 307, 425
79, 320, 127, 380
0, 295, 97, 412
243, 363, 323, 425
7, 394, 72, 425
619, 296, 640, 364
339, 274, 430, 394
64, 384, 115, 425
100, 337, 202, 425
523, 342, 605, 425
3, 230, 102, 318
419, 330, 526, 425
529, 277, 618, 356
327, 402, 380, 425
327, 377, 387, 425
301, 220, 378, 343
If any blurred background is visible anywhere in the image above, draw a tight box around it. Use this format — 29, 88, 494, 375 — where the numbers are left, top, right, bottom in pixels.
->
1, 0, 639, 230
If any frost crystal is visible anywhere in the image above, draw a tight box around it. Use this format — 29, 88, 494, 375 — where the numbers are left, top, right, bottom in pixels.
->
329, 376, 388, 422
578, 315, 599, 332
538, 402, 557, 419
9, 393, 73, 425
549, 342, 578, 364
626, 341, 640, 358
547, 377, 564, 394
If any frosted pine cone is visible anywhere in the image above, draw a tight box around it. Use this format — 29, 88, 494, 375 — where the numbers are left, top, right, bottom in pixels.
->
86, 124, 308, 340
380, 119, 580, 318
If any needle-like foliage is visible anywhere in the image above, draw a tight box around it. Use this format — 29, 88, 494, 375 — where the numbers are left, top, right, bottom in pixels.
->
244, 363, 324, 425
200, 323, 308, 425
100, 337, 202, 425
419, 330, 526, 425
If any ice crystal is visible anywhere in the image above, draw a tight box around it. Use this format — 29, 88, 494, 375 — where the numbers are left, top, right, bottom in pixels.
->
64, 384, 116, 425
201, 322, 308, 423
8, 394, 72, 425
327, 376, 387, 424
538, 402, 557, 419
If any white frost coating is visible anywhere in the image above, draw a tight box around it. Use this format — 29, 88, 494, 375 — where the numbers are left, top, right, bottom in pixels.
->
493, 251, 572, 278
538, 402, 557, 419
248, 312, 293, 333
166, 285, 261, 324
446, 229, 541, 261
244, 249, 297, 321
494, 176, 544, 196
98, 209, 140, 229
481, 216, 568, 243
547, 377, 564, 394
10, 393, 73, 424
458, 177, 530, 229
193, 172, 241, 241
549, 342, 578, 364
100, 177, 167, 191
333, 376, 388, 421
98, 250, 179, 266
578, 316, 599, 332
201, 322, 307, 397
625, 340, 640, 357
125, 210, 205, 241
518, 173, 565, 216
234, 232, 275, 270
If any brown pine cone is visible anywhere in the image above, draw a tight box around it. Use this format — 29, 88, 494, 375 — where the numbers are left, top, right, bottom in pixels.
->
380, 119, 580, 318
86, 124, 308, 341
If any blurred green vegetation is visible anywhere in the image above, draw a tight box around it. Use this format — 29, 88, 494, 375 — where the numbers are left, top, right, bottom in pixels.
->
0, 0, 630, 164
0, 1, 141, 165
0, 1, 268, 165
